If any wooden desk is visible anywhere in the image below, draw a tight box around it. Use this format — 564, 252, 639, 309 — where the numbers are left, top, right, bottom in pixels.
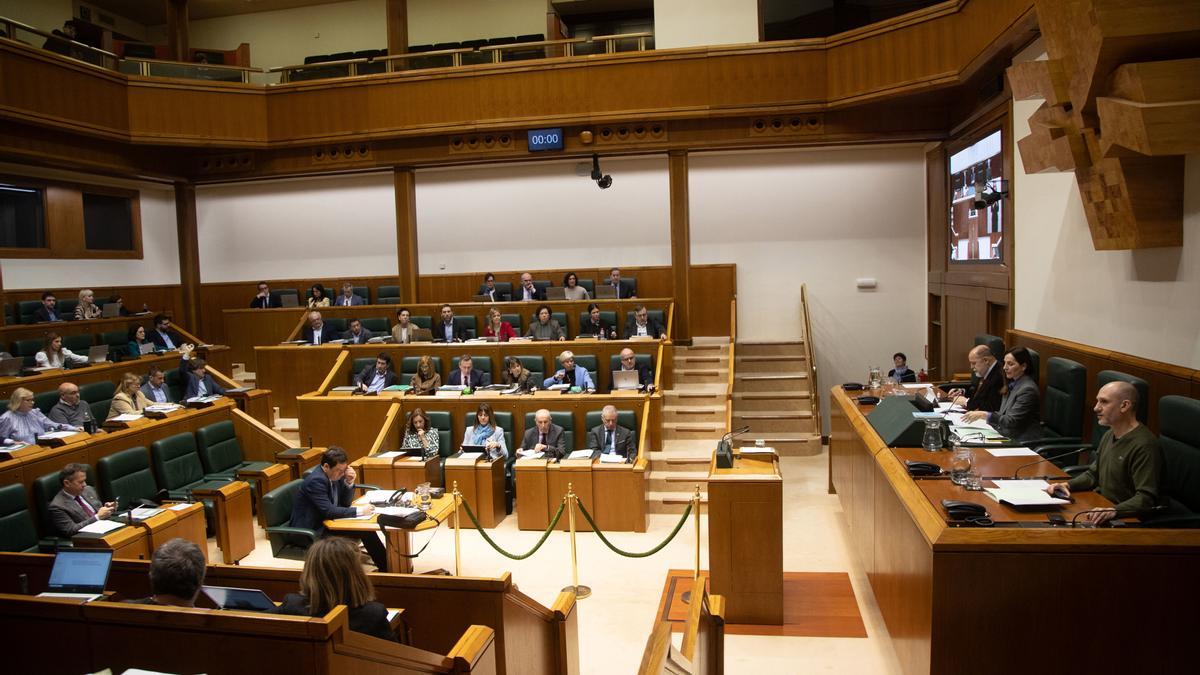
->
445, 454, 506, 528
132, 502, 207, 561
829, 386, 1200, 675
354, 453, 440, 490
0, 350, 204, 402
192, 480, 255, 565
515, 458, 552, 531
707, 451, 783, 625
324, 494, 456, 574
889, 446, 1070, 480
72, 523, 148, 560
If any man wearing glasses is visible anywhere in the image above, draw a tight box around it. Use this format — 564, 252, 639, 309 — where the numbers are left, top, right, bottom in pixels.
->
610, 348, 655, 392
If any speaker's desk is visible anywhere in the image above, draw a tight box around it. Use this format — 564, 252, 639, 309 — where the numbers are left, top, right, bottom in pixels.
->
325, 494, 455, 574
829, 386, 1200, 675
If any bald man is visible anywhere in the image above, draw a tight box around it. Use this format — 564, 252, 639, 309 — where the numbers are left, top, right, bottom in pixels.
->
48, 382, 92, 428
946, 344, 1002, 412
519, 408, 565, 460
1045, 382, 1163, 525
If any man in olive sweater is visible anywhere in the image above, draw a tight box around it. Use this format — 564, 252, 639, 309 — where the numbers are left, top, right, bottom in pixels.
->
1046, 381, 1162, 525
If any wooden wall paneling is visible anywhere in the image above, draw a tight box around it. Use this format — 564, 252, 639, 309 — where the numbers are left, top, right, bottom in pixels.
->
127, 83, 268, 147
296, 395, 397, 459
705, 48, 827, 109
943, 290, 986, 372
2, 286, 183, 322
668, 150, 691, 344
395, 167, 419, 303
255, 344, 343, 419
165, 0, 189, 62
472, 67, 592, 122
385, 0, 408, 57
0, 44, 130, 140
174, 181, 201, 333
267, 81, 373, 143
687, 265, 736, 337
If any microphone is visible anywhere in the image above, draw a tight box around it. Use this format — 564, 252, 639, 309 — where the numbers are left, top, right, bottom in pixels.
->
1012, 447, 1088, 478
720, 425, 751, 446
135, 498, 159, 508
1070, 504, 1168, 527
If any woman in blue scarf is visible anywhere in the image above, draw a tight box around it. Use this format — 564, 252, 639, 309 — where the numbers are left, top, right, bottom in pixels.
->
463, 402, 507, 459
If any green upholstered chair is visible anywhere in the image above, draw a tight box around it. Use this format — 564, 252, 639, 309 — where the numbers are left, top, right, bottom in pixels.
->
12, 338, 43, 367
33, 389, 59, 416
0, 484, 40, 552
515, 355, 544, 383
350, 357, 377, 384
609, 352, 653, 374
1041, 357, 1085, 439
501, 313, 523, 334
579, 310, 617, 336
58, 299, 79, 317
491, 282, 513, 301
262, 479, 316, 559
455, 316, 477, 339
164, 367, 185, 402
62, 333, 93, 353
1159, 396, 1200, 517
97, 447, 159, 505
378, 297, 403, 305
272, 289, 300, 306
974, 334, 1005, 360
556, 354, 597, 387
625, 309, 665, 327
532, 280, 551, 297
451, 355, 492, 382
584, 409, 636, 434
401, 356, 441, 381
79, 381, 115, 422
460, 410, 513, 453
99, 330, 130, 356
426, 410, 454, 483
151, 431, 231, 500
32, 467, 93, 550
351, 285, 369, 301
577, 279, 595, 295
195, 420, 274, 480
409, 315, 432, 329
529, 312, 569, 339
360, 317, 388, 333
323, 317, 347, 332
523, 411, 575, 453
17, 300, 42, 325
376, 286, 400, 303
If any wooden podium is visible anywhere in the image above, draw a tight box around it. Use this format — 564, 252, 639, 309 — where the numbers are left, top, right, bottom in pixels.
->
444, 454, 506, 528
707, 449, 783, 625
191, 481, 255, 564
73, 524, 148, 560
515, 458, 551, 530
355, 453, 439, 491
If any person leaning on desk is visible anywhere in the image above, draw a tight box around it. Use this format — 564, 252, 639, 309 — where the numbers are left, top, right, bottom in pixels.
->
946, 344, 1002, 412
401, 408, 439, 455
355, 353, 396, 393
501, 356, 536, 392
409, 355, 441, 395
0, 387, 82, 445
960, 346, 1040, 442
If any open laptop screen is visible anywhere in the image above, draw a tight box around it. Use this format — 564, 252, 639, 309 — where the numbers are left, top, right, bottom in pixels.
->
201, 585, 277, 611
48, 550, 113, 593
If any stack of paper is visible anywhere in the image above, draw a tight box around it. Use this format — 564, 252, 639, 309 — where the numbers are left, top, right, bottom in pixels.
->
109, 413, 143, 423
458, 452, 484, 462
145, 404, 180, 413
567, 449, 594, 460
363, 489, 402, 503
984, 482, 1070, 507
518, 450, 545, 460
374, 451, 402, 458
599, 454, 626, 464
130, 506, 162, 521
38, 430, 79, 440
79, 519, 124, 534
985, 447, 1039, 457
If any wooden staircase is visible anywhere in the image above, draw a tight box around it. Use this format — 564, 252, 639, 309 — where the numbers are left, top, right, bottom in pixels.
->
732, 342, 820, 455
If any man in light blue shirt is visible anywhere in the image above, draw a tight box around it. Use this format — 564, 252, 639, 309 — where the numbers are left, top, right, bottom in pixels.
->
141, 366, 171, 403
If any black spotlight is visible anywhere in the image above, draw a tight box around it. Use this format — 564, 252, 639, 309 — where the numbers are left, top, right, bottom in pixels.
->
591, 154, 613, 190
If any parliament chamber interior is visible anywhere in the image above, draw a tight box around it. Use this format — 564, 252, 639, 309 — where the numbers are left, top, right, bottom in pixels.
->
0, 0, 1198, 673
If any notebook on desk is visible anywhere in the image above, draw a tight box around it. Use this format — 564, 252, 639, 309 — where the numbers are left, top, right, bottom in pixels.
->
38, 549, 113, 600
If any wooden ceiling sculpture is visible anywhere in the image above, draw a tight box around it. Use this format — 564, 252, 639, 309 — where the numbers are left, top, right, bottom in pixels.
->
1008, 0, 1200, 250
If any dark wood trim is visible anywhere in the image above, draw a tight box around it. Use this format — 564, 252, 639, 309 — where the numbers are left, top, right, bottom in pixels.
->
0, 173, 143, 260
166, 0, 190, 62
394, 168, 419, 304
386, 0, 408, 58
174, 181, 201, 332
668, 150, 691, 345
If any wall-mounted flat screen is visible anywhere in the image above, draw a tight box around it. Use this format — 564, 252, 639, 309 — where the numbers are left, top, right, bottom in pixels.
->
948, 128, 1003, 263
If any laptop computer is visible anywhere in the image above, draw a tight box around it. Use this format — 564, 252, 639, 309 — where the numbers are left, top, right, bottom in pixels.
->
279, 293, 300, 308
471, 294, 496, 303
594, 285, 617, 299
101, 303, 121, 318
544, 287, 567, 300
612, 369, 641, 390
410, 327, 433, 342
0, 356, 23, 377
139, 342, 157, 355
201, 585, 277, 612
38, 549, 113, 600
87, 345, 110, 364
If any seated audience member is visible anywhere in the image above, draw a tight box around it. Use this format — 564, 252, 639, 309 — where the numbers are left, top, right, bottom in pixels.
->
49, 382, 92, 428
179, 346, 226, 398
127, 325, 153, 357
42, 21, 79, 57
141, 366, 172, 403
250, 281, 281, 309
562, 272, 590, 300
334, 282, 365, 307
303, 311, 339, 345
109, 372, 151, 419
587, 404, 638, 461
888, 352, 917, 383
1045, 382, 1163, 526
463, 402, 507, 458
409, 355, 441, 395
109, 294, 132, 316
75, 288, 103, 320
48, 462, 115, 537
520, 408, 565, 459
518, 272, 545, 301
342, 318, 373, 344
501, 355, 536, 392
307, 284, 330, 309
477, 272, 501, 301
130, 538, 207, 607
483, 307, 516, 342
391, 307, 419, 344
947, 345, 1002, 411
273, 537, 397, 641
607, 268, 637, 299
543, 350, 595, 390
962, 346, 1040, 442
1, 388, 81, 445
288, 447, 387, 572
527, 305, 566, 341
435, 304, 467, 343
448, 354, 489, 388
149, 314, 184, 351
401, 408, 438, 456
625, 305, 666, 339
580, 303, 615, 339
35, 332, 89, 368
611, 348, 655, 392
355, 354, 396, 393
33, 292, 63, 323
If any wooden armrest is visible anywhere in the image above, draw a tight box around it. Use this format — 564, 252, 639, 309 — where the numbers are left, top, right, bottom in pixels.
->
237, 463, 290, 479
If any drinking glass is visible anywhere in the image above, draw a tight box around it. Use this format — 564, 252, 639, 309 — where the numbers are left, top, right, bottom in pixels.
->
922, 419, 943, 452
949, 446, 974, 485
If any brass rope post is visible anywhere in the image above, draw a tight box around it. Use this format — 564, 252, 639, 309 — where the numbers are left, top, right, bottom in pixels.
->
693, 484, 702, 584
452, 481, 462, 577
561, 483, 592, 599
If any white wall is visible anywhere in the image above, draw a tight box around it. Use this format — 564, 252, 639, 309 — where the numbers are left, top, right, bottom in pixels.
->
0, 162, 180, 289
653, 0, 759, 49
415, 156, 672, 274
689, 146, 928, 390
1012, 40, 1200, 369
195, 172, 397, 283
407, 0, 546, 45
149, 0, 386, 69
0, 0, 73, 34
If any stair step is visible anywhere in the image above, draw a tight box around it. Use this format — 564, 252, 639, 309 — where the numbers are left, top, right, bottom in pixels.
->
734, 373, 808, 392
663, 405, 725, 414
735, 410, 813, 419
736, 341, 806, 357
663, 422, 724, 431
739, 432, 821, 456
656, 491, 709, 505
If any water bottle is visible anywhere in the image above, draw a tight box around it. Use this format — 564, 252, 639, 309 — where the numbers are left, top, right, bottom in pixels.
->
82, 408, 95, 434
921, 418, 943, 452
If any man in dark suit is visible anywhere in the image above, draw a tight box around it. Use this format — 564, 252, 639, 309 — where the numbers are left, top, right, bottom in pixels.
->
48, 462, 116, 537
448, 355, 489, 388
342, 318, 373, 344
179, 348, 226, 398
434, 304, 468, 343
141, 366, 173, 403
610, 348, 655, 392
289, 447, 387, 571
624, 305, 667, 340
587, 405, 638, 462
250, 282, 282, 309
149, 314, 185, 351
519, 408, 566, 460
302, 311, 340, 345
517, 273, 545, 302
334, 282, 366, 307
947, 345, 1002, 412
33, 292, 63, 322
607, 268, 637, 299
354, 354, 397, 393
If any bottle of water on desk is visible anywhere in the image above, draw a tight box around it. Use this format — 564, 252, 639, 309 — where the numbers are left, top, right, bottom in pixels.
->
949, 445, 973, 485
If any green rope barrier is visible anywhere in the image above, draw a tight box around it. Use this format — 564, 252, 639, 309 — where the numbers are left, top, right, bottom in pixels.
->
575, 498, 692, 558
459, 495, 567, 560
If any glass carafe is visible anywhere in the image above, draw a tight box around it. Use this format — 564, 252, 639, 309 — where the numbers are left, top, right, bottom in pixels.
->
949, 445, 974, 485
922, 419, 943, 452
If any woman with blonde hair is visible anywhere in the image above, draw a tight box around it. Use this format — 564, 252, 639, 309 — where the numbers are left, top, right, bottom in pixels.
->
409, 354, 441, 395
272, 537, 396, 641
108, 372, 151, 419
0, 387, 80, 444
75, 289, 102, 320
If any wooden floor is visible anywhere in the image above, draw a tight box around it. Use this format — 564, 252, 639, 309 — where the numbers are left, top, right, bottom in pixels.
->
656, 570, 866, 638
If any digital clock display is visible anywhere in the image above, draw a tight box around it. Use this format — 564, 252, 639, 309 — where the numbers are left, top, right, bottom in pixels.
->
527, 128, 564, 152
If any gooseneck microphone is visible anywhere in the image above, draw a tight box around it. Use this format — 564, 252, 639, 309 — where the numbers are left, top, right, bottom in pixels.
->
720, 425, 751, 446
1011, 447, 1088, 478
